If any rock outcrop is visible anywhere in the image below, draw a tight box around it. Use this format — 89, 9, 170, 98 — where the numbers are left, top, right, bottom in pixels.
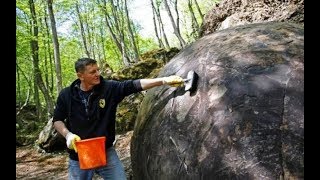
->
200, 0, 304, 36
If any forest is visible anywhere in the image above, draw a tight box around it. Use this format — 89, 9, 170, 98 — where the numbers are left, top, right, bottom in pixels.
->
16, 0, 218, 179
16, 0, 216, 135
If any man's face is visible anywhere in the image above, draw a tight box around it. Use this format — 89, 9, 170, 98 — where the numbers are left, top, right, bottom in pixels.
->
78, 64, 101, 86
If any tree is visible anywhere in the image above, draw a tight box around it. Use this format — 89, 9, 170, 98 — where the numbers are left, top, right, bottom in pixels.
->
47, 0, 63, 93
163, 0, 186, 48
29, 0, 55, 118
150, 0, 171, 49
75, 1, 91, 58
188, 0, 200, 38
124, 0, 139, 61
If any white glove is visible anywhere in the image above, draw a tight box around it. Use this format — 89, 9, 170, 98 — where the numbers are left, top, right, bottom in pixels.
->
66, 132, 81, 152
161, 75, 184, 87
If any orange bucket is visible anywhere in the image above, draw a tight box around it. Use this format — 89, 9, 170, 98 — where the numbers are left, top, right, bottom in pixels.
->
75, 136, 107, 170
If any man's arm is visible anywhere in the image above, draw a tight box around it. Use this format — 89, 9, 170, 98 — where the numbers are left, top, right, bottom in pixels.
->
140, 76, 184, 90
140, 78, 164, 90
54, 120, 81, 152
53, 121, 70, 138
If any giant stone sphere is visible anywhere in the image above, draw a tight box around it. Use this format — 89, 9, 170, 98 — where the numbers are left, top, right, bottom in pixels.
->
131, 22, 304, 179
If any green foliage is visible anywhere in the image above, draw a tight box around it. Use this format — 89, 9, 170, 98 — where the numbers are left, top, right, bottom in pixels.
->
16, 0, 217, 112
136, 36, 159, 55
176, 0, 219, 43
59, 37, 82, 87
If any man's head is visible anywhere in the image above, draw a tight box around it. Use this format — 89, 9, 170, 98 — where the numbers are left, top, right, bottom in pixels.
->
75, 58, 97, 73
75, 58, 101, 89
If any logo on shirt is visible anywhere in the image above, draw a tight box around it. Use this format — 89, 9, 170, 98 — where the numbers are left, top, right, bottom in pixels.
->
99, 99, 105, 108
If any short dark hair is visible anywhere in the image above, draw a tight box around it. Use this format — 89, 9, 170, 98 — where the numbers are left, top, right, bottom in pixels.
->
75, 58, 97, 73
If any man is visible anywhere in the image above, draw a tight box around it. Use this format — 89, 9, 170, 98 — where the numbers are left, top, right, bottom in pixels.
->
52, 57, 184, 179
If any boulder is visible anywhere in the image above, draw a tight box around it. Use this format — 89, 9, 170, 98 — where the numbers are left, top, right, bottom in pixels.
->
200, 0, 304, 36
131, 22, 304, 179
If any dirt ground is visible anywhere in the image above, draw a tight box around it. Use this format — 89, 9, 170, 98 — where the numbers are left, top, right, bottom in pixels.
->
16, 145, 68, 180
16, 131, 133, 180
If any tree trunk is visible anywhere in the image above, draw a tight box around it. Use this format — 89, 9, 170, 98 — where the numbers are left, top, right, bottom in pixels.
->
89, 24, 96, 60
99, 0, 125, 66
16, 63, 32, 116
16, 62, 21, 106
47, 0, 63, 94
39, 14, 52, 96
83, 4, 95, 59
163, 0, 186, 48
99, 25, 107, 63
33, 76, 41, 118
124, 0, 139, 62
156, 2, 170, 49
16, 63, 32, 115
44, 9, 54, 94
75, 2, 90, 58
30, 0, 55, 119
193, 0, 204, 23
110, 0, 130, 66
188, 0, 199, 38
151, 0, 164, 48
